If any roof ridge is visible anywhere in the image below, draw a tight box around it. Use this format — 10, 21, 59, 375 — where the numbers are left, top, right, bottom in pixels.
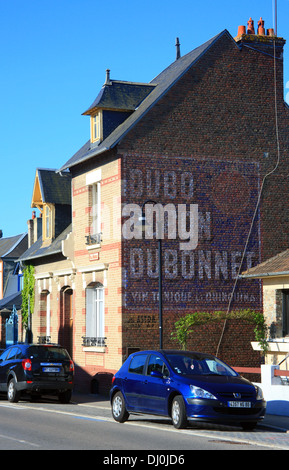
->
59, 29, 236, 171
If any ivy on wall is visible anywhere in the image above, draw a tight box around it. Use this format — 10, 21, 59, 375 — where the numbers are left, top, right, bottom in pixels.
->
21, 264, 35, 329
171, 309, 268, 356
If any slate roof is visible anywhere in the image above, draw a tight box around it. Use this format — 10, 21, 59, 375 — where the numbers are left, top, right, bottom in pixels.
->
19, 224, 72, 262
0, 292, 22, 312
36, 169, 71, 206
59, 30, 235, 172
82, 80, 155, 114
241, 249, 289, 278
0, 233, 27, 259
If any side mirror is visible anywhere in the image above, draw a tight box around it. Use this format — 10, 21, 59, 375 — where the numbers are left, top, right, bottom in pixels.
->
150, 370, 163, 378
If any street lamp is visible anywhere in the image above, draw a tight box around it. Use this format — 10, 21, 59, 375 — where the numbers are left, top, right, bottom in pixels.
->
140, 200, 163, 349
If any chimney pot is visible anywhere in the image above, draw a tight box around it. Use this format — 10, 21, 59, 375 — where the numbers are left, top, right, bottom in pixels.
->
237, 25, 246, 37
247, 17, 255, 34
105, 69, 111, 84
267, 28, 275, 37
258, 17, 265, 35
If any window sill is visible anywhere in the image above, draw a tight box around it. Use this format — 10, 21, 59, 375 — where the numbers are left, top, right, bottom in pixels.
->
86, 243, 101, 251
251, 340, 289, 352
83, 346, 106, 353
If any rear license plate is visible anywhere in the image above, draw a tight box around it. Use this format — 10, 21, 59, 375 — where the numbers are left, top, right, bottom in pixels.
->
42, 367, 60, 373
228, 401, 251, 408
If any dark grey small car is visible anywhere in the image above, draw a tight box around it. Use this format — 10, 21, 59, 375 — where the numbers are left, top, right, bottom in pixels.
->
0, 344, 74, 403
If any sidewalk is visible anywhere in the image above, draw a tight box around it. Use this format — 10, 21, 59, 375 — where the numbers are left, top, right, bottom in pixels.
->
72, 392, 289, 432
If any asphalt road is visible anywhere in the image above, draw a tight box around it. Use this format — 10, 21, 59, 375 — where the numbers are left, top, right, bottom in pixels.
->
0, 394, 287, 453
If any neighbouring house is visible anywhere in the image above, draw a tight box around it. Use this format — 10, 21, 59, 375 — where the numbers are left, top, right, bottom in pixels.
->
242, 249, 289, 369
19, 168, 73, 354
0, 232, 28, 347
21, 18, 289, 393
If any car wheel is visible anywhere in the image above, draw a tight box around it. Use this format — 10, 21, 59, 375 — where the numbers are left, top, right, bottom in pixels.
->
7, 378, 20, 403
112, 391, 129, 423
59, 390, 72, 404
171, 395, 187, 429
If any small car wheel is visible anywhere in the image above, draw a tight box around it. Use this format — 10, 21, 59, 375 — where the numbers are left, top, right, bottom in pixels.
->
59, 390, 72, 404
171, 395, 187, 429
112, 391, 129, 423
7, 378, 20, 403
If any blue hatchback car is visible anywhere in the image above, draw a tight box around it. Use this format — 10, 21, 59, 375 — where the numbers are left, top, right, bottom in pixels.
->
110, 350, 266, 430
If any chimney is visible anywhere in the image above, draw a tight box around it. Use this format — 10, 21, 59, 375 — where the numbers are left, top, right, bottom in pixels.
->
175, 37, 181, 60
105, 69, 111, 85
0, 230, 2, 239
234, 17, 286, 60
27, 211, 42, 248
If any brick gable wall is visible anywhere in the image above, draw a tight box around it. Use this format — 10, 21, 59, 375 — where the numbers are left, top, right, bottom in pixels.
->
119, 33, 289, 366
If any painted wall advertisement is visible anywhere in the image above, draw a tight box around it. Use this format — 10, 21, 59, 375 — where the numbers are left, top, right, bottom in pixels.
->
122, 157, 261, 323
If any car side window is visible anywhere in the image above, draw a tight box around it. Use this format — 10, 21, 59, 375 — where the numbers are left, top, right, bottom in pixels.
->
128, 355, 147, 375
7, 347, 20, 360
0, 350, 10, 362
147, 355, 170, 378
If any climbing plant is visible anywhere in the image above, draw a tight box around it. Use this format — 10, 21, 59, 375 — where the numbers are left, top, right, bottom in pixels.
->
21, 264, 35, 328
171, 309, 269, 356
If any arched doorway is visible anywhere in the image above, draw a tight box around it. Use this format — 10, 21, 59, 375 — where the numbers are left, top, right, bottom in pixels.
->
59, 286, 73, 357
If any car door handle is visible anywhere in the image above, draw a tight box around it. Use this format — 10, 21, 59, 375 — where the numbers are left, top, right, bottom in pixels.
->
142, 380, 148, 384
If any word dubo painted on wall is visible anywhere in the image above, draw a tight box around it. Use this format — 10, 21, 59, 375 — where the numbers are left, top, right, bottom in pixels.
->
123, 158, 261, 309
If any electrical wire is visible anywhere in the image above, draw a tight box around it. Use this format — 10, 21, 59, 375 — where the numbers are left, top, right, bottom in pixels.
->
215, 10, 281, 357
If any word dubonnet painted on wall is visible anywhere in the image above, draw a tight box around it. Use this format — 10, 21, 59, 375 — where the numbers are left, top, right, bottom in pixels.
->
122, 157, 261, 313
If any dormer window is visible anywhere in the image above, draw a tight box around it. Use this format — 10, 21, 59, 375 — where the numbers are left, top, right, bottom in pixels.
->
91, 112, 102, 143
43, 204, 54, 241
30, 169, 71, 247
82, 72, 155, 147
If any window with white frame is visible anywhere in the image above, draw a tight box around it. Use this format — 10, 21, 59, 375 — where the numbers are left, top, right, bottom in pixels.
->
86, 170, 102, 246
44, 205, 52, 239
84, 283, 105, 347
91, 112, 101, 143
92, 182, 101, 235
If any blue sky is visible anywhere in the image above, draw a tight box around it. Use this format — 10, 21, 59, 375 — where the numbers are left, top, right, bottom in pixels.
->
0, 0, 288, 238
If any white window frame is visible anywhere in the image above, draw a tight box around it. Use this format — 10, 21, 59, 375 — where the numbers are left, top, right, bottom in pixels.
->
86, 170, 102, 248
85, 283, 105, 349
90, 112, 102, 143
92, 181, 101, 236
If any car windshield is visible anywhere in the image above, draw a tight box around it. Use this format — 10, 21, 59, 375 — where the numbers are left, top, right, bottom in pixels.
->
165, 352, 238, 377
27, 346, 70, 361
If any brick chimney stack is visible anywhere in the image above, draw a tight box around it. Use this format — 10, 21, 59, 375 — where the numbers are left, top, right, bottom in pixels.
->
234, 17, 286, 60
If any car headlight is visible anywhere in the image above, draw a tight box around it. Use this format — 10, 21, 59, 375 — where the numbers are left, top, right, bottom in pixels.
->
190, 385, 217, 400
255, 385, 264, 400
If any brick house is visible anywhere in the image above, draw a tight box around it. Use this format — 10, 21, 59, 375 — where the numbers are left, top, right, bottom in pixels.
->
21, 19, 289, 392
